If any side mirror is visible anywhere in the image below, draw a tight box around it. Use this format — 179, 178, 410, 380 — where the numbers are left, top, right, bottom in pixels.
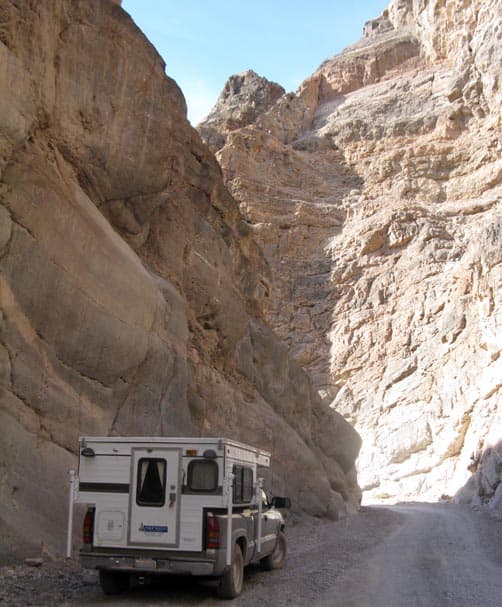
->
271, 496, 291, 509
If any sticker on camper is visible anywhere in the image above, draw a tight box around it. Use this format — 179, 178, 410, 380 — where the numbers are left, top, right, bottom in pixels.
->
139, 523, 168, 534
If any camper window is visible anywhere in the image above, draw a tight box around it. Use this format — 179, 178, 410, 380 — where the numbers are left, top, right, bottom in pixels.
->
187, 460, 218, 492
233, 465, 254, 503
136, 458, 166, 507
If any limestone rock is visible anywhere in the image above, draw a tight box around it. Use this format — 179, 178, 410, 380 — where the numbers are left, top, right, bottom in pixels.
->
200, 0, 501, 504
0, 0, 360, 561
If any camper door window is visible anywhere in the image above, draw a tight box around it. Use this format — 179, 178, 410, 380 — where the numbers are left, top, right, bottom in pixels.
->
136, 458, 167, 507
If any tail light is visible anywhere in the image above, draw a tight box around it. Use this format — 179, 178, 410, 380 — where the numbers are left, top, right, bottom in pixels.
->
206, 513, 220, 549
83, 508, 95, 545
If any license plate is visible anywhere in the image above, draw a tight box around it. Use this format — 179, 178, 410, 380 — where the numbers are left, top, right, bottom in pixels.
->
134, 558, 157, 570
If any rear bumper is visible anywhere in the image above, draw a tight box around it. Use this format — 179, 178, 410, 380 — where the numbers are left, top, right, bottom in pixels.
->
80, 551, 218, 576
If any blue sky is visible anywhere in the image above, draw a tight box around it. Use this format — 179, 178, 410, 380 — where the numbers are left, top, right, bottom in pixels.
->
122, 1, 390, 125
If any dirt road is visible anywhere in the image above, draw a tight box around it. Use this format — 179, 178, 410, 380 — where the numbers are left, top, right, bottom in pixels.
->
319, 503, 502, 607
1, 503, 501, 606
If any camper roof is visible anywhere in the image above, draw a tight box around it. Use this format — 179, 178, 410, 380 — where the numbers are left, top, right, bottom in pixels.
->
79, 436, 271, 464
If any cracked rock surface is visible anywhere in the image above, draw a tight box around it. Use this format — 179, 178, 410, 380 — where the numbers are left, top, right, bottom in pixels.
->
199, 0, 502, 504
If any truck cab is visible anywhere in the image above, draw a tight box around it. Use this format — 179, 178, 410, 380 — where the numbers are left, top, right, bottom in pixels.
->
68, 437, 290, 598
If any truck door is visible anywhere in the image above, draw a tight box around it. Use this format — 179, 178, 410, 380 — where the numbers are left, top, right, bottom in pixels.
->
257, 490, 279, 554
129, 448, 181, 547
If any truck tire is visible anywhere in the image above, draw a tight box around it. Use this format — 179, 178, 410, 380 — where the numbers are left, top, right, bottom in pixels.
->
217, 543, 244, 599
260, 531, 287, 571
99, 570, 129, 595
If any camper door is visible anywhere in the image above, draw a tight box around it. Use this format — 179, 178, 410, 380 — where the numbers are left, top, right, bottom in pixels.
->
129, 448, 181, 547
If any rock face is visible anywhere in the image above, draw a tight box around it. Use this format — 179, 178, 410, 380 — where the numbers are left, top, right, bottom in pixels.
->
198, 70, 285, 153
456, 440, 502, 511
199, 0, 501, 505
0, 0, 361, 561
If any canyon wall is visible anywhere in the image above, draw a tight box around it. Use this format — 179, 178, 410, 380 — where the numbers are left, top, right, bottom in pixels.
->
200, 0, 501, 505
0, 0, 361, 561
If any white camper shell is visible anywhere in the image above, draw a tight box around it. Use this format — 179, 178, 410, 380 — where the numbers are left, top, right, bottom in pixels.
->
68, 437, 290, 598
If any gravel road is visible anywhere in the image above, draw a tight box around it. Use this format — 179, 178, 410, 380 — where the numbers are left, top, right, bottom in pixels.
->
317, 503, 502, 607
1, 503, 501, 607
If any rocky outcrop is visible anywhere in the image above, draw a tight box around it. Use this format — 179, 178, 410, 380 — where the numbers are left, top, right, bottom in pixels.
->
457, 440, 502, 511
198, 70, 285, 153
199, 0, 501, 503
0, 0, 361, 562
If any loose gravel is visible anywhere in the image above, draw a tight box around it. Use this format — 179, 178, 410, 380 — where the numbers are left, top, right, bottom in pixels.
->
2, 504, 499, 607
0, 507, 402, 607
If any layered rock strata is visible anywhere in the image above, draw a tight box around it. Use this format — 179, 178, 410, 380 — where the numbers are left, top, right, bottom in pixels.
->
0, 0, 361, 561
200, 0, 501, 505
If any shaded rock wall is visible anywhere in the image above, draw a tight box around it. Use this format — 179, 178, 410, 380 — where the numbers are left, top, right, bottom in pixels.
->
457, 440, 502, 510
0, 0, 361, 561
199, 0, 501, 503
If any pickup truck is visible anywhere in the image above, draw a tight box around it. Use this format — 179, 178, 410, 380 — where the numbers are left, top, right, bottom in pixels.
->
68, 436, 291, 598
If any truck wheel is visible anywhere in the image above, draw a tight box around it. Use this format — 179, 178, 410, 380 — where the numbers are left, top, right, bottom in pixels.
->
99, 570, 129, 595
217, 543, 244, 599
260, 531, 287, 571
